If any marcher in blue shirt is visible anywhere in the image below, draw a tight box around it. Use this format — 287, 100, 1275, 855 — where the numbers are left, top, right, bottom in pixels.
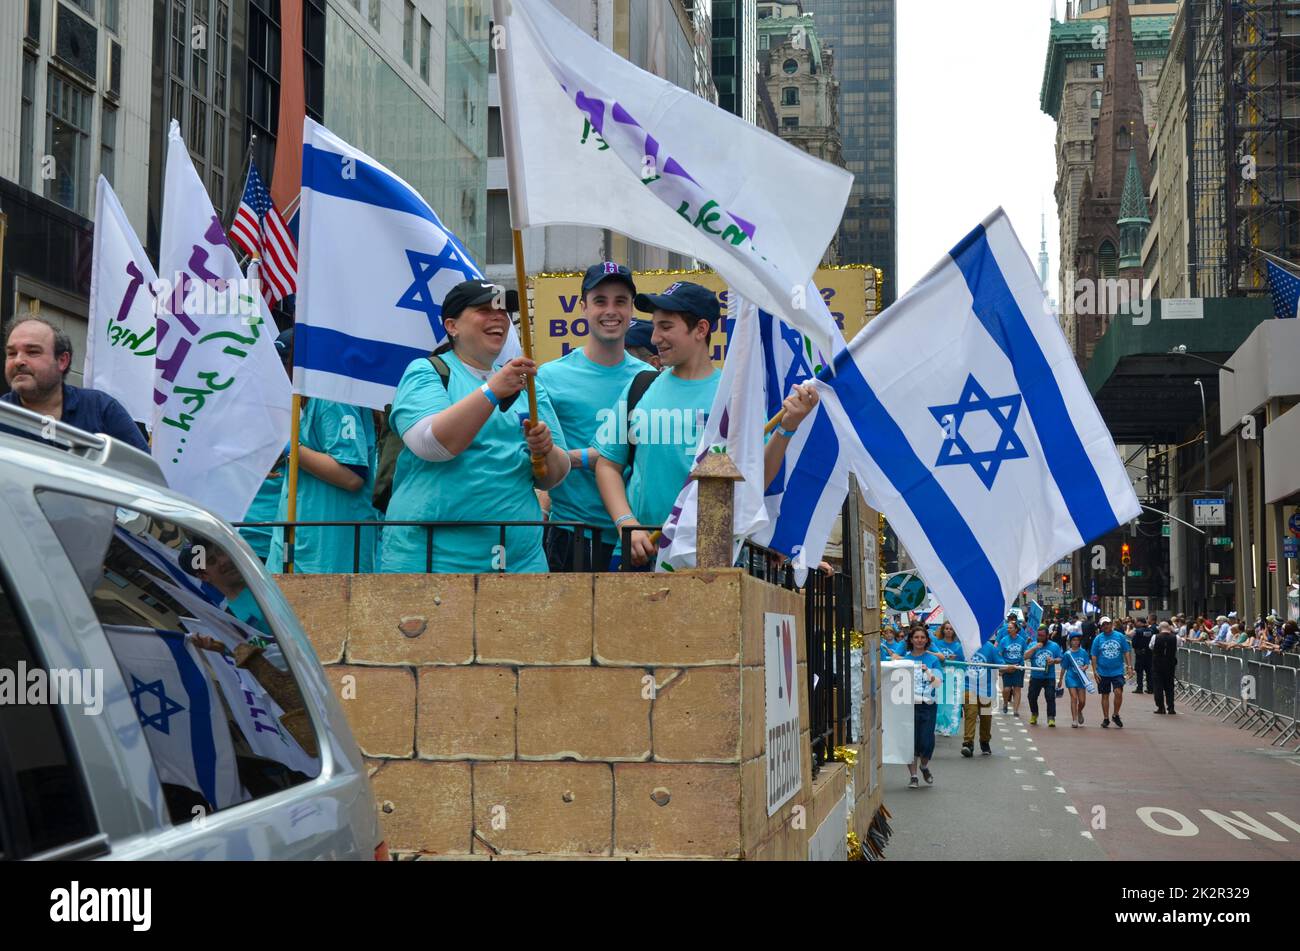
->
380, 280, 570, 574
2, 317, 148, 451
1025, 628, 1063, 726
1090, 616, 1133, 729
537, 263, 646, 571
1060, 633, 1093, 727
879, 625, 908, 662
899, 625, 943, 789
962, 636, 1005, 757
996, 618, 1032, 717
930, 621, 964, 737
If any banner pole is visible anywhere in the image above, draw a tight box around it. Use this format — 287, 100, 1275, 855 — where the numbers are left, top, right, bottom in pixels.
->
511, 229, 545, 479
285, 394, 301, 574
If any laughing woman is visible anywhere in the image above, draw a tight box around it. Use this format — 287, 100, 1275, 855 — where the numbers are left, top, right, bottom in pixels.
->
379, 280, 569, 574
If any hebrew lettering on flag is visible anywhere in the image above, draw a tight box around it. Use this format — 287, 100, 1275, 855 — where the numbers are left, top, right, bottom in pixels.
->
493, 0, 852, 358
86, 175, 159, 426
155, 121, 291, 522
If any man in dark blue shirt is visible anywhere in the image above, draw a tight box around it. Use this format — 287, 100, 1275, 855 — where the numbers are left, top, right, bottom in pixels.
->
2, 316, 148, 452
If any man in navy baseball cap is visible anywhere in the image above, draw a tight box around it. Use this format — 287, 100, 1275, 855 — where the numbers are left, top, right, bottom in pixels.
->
537, 261, 647, 572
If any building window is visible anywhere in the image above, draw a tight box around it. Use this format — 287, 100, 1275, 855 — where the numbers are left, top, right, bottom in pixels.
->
420, 15, 431, 83
783, 58, 798, 75
759, 33, 770, 50
1136, 62, 1143, 77
1091, 62, 1104, 79
1098, 240, 1118, 278
487, 190, 512, 265
783, 116, 799, 129
1092, 89, 1102, 110
45, 72, 93, 215
67, 0, 94, 15
1289, 49, 1300, 84
782, 87, 799, 106
103, 0, 118, 32
26, 0, 40, 42
403, 1, 415, 66
488, 106, 504, 158
369, 0, 380, 32
20, 54, 36, 188
100, 102, 116, 185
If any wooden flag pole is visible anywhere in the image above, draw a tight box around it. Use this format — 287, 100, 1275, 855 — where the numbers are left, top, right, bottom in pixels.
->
511, 229, 546, 479
284, 393, 302, 574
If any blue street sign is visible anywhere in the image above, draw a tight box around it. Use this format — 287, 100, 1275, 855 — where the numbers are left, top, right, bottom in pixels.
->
1285, 538, 1299, 559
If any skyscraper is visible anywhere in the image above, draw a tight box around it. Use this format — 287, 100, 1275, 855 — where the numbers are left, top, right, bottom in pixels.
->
712, 0, 758, 124
796, 0, 896, 303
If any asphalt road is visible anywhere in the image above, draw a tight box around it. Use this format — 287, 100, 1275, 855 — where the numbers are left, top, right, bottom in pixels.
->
883, 684, 1300, 861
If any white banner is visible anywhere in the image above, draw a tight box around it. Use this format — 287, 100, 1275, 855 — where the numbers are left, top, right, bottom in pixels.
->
494, 0, 852, 358
86, 175, 158, 426
765, 611, 802, 816
155, 121, 291, 521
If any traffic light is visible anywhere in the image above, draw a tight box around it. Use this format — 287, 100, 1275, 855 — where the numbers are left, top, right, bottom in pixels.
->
1132, 598, 1145, 612
1121, 543, 1131, 567
1060, 573, 1070, 586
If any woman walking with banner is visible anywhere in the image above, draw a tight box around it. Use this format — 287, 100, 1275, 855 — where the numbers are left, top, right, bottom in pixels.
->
931, 621, 965, 736
1061, 632, 1095, 727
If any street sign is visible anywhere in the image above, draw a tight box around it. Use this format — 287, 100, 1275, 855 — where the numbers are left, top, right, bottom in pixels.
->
1289, 513, 1300, 537
1161, 522, 1170, 537
1285, 538, 1300, 558
1212, 536, 1233, 546
1194, 498, 1227, 526
1127, 570, 1144, 578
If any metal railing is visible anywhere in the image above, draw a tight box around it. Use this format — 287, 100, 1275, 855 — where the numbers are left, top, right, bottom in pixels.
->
1176, 642, 1300, 748
236, 519, 632, 573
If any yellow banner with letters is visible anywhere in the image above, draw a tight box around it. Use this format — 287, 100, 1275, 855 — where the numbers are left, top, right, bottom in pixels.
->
529, 265, 883, 365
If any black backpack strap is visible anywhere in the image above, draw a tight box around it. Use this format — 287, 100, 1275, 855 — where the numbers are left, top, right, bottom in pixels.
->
430, 353, 520, 412
624, 369, 660, 470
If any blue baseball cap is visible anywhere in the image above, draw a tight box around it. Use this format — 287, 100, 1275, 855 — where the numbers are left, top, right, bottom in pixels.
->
582, 262, 637, 296
634, 281, 721, 328
624, 320, 658, 353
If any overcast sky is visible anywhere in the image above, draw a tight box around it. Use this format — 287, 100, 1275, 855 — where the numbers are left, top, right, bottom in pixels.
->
896, 1, 1061, 297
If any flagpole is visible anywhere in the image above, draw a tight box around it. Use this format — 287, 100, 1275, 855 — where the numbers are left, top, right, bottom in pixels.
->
511, 229, 545, 479
284, 393, 301, 574
222, 133, 257, 233
1256, 247, 1299, 271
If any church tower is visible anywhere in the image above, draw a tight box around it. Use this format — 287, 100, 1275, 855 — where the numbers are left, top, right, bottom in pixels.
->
1071, 0, 1152, 369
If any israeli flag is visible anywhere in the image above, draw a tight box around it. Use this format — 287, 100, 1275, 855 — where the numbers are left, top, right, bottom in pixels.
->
749, 293, 852, 584
296, 119, 521, 409
816, 209, 1140, 659
104, 626, 246, 810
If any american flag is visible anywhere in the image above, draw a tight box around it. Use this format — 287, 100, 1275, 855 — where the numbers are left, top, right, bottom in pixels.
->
230, 162, 297, 308
1266, 258, 1300, 319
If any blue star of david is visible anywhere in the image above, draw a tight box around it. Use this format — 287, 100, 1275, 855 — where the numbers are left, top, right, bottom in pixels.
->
927, 374, 1029, 490
129, 675, 185, 734
395, 244, 480, 336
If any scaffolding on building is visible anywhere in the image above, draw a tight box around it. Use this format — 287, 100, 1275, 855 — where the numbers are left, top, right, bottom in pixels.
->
1189, 0, 1300, 297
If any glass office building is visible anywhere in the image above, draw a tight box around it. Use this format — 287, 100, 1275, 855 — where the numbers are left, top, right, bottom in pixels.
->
800, 0, 896, 303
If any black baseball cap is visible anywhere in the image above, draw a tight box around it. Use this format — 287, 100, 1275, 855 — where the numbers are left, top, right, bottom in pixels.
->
624, 320, 658, 353
274, 327, 294, 362
442, 280, 505, 321
582, 262, 637, 296
634, 281, 721, 328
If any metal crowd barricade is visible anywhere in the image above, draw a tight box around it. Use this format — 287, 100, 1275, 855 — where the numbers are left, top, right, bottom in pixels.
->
1272, 666, 1300, 747
1219, 653, 1246, 721
1203, 652, 1229, 716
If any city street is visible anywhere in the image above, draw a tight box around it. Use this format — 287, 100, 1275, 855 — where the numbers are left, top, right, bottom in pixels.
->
886, 689, 1300, 861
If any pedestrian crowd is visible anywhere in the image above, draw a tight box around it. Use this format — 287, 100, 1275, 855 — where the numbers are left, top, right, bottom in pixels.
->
885, 610, 1195, 789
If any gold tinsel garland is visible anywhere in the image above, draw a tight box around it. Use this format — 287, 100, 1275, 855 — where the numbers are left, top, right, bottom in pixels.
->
832, 745, 858, 768
847, 831, 864, 861
529, 263, 881, 282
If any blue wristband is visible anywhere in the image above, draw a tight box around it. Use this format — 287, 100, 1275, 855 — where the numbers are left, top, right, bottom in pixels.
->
775, 424, 798, 439
479, 382, 500, 407
581, 448, 590, 470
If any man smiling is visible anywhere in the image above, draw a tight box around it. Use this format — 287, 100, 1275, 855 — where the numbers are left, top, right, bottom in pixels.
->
2, 316, 148, 451
538, 262, 646, 571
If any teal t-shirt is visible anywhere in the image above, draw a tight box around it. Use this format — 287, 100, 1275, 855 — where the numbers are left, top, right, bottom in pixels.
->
1063, 647, 1091, 688
1090, 630, 1131, 678
268, 399, 379, 574
1027, 639, 1063, 680
239, 455, 286, 561
380, 353, 565, 574
538, 348, 647, 543
597, 366, 721, 529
